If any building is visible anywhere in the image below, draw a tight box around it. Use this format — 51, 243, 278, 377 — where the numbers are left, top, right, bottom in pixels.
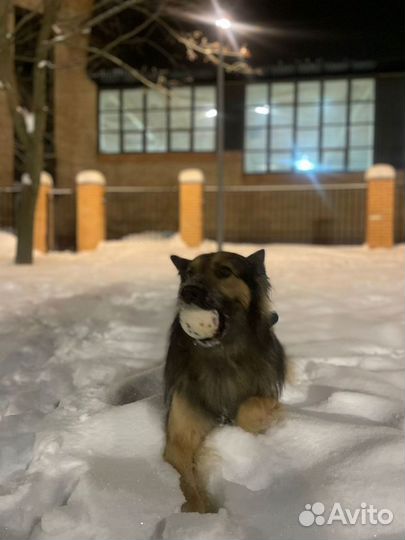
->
1, 0, 404, 247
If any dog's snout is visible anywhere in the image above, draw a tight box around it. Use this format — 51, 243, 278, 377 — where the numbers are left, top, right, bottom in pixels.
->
181, 285, 207, 305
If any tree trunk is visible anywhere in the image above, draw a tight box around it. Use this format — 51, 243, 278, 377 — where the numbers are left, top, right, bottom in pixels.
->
12, 0, 61, 264
15, 146, 41, 264
15, 184, 38, 264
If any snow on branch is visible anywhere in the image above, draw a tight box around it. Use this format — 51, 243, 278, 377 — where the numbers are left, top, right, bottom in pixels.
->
37, 60, 54, 69
16, 106, 35, 134
156, 19, 258, 75
21, 173, 32, 186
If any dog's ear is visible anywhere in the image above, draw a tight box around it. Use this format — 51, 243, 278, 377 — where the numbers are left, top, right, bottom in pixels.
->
170, 255, 191, 273
247, 249, 266, 274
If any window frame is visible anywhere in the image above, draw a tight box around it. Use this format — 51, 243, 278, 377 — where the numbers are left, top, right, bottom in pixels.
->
244, 77, 375, 175
97, 85, 217, 155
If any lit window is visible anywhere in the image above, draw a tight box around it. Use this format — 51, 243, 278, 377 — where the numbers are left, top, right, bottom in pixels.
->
244, 78, 375, 173
98, 85, 217, 154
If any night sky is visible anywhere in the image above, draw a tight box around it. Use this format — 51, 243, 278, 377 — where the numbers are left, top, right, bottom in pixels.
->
204, 0, 404, 67
90, 0, 404, 76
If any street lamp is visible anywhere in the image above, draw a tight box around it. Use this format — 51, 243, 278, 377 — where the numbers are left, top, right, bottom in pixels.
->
215, 17, 231, 30
214, 16, 231, 251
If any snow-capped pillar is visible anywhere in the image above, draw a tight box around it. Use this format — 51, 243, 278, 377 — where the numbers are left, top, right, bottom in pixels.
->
178, 168, 205, 247
33, 172, 53, 253
365, 164, 396, 248
76, 170, 106, 251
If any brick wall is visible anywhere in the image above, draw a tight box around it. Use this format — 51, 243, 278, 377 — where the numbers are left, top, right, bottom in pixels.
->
97, 151, 242, 187
49, 12, 399, 247
54, 0, 97, 188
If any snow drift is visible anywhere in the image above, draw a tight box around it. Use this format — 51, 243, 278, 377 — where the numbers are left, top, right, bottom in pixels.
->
0, 232, 403, 540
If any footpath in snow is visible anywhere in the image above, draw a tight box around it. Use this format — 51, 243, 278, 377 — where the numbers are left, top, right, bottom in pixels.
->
0, 232, 404, 540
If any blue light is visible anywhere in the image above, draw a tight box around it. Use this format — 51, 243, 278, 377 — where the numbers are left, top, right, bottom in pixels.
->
295, 157, 315, 172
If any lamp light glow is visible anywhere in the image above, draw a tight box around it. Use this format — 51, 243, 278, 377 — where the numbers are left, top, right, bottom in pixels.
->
205, 108, 218, 118
254, 105, 270, 115
215, 17, 231, 29
295, 157, 315, 172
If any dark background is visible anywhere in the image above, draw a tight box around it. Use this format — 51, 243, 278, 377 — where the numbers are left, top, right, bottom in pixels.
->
91, 0, 405, 73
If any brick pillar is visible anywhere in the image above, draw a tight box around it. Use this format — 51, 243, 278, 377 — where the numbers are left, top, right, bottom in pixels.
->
54, 0, 96, 191
33, 172, 53, 253
76, 170, 106, 251
178, 168, 205, 247
365, 164, 396, 248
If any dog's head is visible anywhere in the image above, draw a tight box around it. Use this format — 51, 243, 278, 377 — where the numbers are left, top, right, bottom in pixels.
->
170, 250, 270, 339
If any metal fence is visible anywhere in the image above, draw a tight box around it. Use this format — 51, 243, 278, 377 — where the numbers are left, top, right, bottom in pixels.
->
1, 180, 403, 248
395, 179, 405, 243
205, 183, 367, 244
52, 188, 76, 250
0, 186, 19, 232
105, 186, 178, 239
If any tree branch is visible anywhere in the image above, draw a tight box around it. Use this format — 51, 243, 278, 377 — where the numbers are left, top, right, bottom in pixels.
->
0, 0, 29, 147
83, 0, 144, 31
85, 45, 169, 93
126, 6, 254, 74
47, 0, 146, 45
87, 8, 159, 63
13, 10, 37, 35
32, 0, 60, 124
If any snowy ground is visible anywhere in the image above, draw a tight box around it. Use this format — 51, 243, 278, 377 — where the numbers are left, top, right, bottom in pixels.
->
0, 231, 404, 540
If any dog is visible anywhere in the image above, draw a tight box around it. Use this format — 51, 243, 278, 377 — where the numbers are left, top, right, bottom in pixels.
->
163, 249, 286, 513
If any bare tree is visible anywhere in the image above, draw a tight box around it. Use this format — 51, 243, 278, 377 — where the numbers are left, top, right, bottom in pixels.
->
0, 0, 60, 264
0, 0, 251, 265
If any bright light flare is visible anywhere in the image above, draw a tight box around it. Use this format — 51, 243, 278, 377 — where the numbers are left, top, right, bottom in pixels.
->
205, 108, 218, 118
215, 17, 231, 29
254, 105, 270, 115
295, 157, 315, 172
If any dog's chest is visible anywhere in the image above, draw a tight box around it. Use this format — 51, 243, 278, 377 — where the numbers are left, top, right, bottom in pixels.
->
191, 355, 259, 419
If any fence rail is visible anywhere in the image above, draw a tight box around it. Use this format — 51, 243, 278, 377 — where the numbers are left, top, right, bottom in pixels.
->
106, 186, 178, 193
205, 183, 367, 192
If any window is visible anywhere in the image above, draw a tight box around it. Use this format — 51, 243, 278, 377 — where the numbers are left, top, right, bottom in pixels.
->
244, 78, 375, 173
98, 85, 217, 154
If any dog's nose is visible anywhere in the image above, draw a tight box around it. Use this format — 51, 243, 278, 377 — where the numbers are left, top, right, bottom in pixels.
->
181, 285, 207, 305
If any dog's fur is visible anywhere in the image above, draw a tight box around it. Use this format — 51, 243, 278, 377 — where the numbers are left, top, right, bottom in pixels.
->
163, 249, 286, 512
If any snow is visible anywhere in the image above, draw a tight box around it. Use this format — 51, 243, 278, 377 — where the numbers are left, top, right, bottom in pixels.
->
75, 170, 106, 186
0, 231, 403, 540
52, 25, 63, 35
21, 173, 32, 186
37, 61, 54, 70
16, 107, 35, 134
40, 172, 53, 187
365, 164, 396, 180
178, 169, 204, 184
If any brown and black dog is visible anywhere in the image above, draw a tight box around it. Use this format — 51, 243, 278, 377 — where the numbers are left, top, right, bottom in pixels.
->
163, 249, 286, 512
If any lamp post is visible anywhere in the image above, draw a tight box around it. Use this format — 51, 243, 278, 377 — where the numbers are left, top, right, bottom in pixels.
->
215, 17, 231, 251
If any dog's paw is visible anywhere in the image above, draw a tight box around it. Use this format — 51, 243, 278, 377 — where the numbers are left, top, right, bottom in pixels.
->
236, 396, 280, 434
181, 494, 218, 514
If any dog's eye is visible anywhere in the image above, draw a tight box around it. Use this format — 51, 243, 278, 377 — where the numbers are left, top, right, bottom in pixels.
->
216, 265, 233, 279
